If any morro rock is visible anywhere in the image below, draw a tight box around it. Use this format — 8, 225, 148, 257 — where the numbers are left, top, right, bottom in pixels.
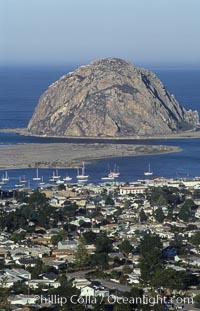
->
28, 58, 199, 137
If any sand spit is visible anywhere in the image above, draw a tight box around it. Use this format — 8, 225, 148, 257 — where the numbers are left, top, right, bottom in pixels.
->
0, 143, 180, 170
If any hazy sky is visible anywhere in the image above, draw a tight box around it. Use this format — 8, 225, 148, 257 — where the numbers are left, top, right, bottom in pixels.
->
1, 0, 200, 66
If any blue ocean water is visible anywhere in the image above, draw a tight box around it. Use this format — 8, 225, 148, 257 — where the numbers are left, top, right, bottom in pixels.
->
0, 66, 200, 189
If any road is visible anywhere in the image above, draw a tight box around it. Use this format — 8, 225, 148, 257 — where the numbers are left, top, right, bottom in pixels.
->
67, 269, 95, 279
92, 278, 130, 292
67, 270, 130, 292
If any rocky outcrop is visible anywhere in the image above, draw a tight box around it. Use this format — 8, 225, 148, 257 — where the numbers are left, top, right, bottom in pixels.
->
28, 58, 199, 137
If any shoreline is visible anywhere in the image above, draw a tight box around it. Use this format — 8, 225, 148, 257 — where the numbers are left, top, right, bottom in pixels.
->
0, 142, 181, 170
0, 127, 200, 140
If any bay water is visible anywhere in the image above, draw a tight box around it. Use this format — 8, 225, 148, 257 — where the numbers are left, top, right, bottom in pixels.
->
0, 65, 200, 189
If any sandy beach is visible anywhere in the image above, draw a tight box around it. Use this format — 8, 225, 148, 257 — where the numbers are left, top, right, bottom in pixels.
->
1, 128, 200, 140
0, 142, 181, 170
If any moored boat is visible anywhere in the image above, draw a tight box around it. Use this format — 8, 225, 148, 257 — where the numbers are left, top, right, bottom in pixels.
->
144, 164, 153, 176
33, 168, 41, 181
76, 162, 89, 180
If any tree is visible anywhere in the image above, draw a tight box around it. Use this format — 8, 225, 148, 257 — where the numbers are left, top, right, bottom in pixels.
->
194, 294, 200, 308
140, 234, 162, 256
11, 231, 26, 242
49, 278, 82, 310
79, 220, 91, 228
28, 189, 49, 209
139, 209, 147, 222
156, 195, 167, 207
90, 232, 113, 270
114, 304, 131, 311
190, 231, 200, 247
93, 296, 105, 311
105, 195, 115, 206
193, 189, 200, 200
183, 198, 197, 210
166, 208, 174, 221
187, 224, 197, 231
0, 286, 10, 303
148, 187, 167, 206
74, 237, 89, 268
151, 268, 193, 291
129, 287, 144, 309
139, 234, 163, 284
31, 258, 47, 279
90, 252, 109, 270
12, 281, 29, 295
140, 248, 163, 284
95, 232, 113, 254
178, 205, 190, 222
83, 230, 97, 244
154, 207, 165, 223
119, 240, 133, 257
51, 234, 63, 246
113, 287, 144, 310
124, 200, 130, 209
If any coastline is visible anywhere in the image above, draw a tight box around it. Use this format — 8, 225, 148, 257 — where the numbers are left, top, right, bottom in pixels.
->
1, 127, 200, 140
0, 142, 181, 170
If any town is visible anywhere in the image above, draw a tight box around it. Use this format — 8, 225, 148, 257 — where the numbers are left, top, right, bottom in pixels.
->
1, 177, 200, 310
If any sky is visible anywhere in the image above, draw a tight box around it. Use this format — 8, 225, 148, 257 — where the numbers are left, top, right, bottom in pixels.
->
0, 0, 200, 66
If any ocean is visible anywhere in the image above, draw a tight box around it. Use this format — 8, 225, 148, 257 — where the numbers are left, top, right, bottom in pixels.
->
0, 65, 200, 189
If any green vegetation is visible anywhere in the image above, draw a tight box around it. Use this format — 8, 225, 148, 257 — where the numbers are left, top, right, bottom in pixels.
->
74, 237, 89, 268
154, 207, 165, 223
139, 234, 163, 284
105, 195, 115, 205
119, 239, 133, 257
190, 231, 200, 246
139, 209, 147, 222
51, 230, 66, 246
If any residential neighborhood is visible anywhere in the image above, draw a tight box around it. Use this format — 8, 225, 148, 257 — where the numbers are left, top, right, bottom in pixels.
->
1, 177, 200, 310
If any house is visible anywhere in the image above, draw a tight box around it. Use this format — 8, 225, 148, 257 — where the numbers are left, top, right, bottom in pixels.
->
72, 278, 91, 289
0, 248, 8, 259
58, 240, 78, 251
8, 294, 38, 305
187, 256, 200, 267
0, 274, 22, 288
80, 284, 109, 298
72, 279, 109, 298
26, 279, 60, 289
166, 264, 186, 272
5, 268, 31, 280
17, 258, 38, 268
43, 258, 66, 270
119, 186, 147, 195
52, 248, 76, 258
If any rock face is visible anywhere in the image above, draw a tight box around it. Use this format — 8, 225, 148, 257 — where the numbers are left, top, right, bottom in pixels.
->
28, 58, 199, 137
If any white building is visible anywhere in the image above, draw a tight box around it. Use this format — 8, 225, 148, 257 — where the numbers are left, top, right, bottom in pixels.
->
119, 186, 147, 195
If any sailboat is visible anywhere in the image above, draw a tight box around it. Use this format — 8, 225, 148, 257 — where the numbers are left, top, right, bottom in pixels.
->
0, 176, 5, 185
56, 179, 65, 185
76, 162, 89, 180
50, 169, 60, 180
101, 174, 115, 181
63, 173, 72, 182
15, 177, 25, 188
39, 176, 45, 186
101, 164, 117, 180
144, 164, 153, 176
33, 168, 41, 181
2, 171, 9, 182
20, 175, 27, 183
108, 164, 120, 178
